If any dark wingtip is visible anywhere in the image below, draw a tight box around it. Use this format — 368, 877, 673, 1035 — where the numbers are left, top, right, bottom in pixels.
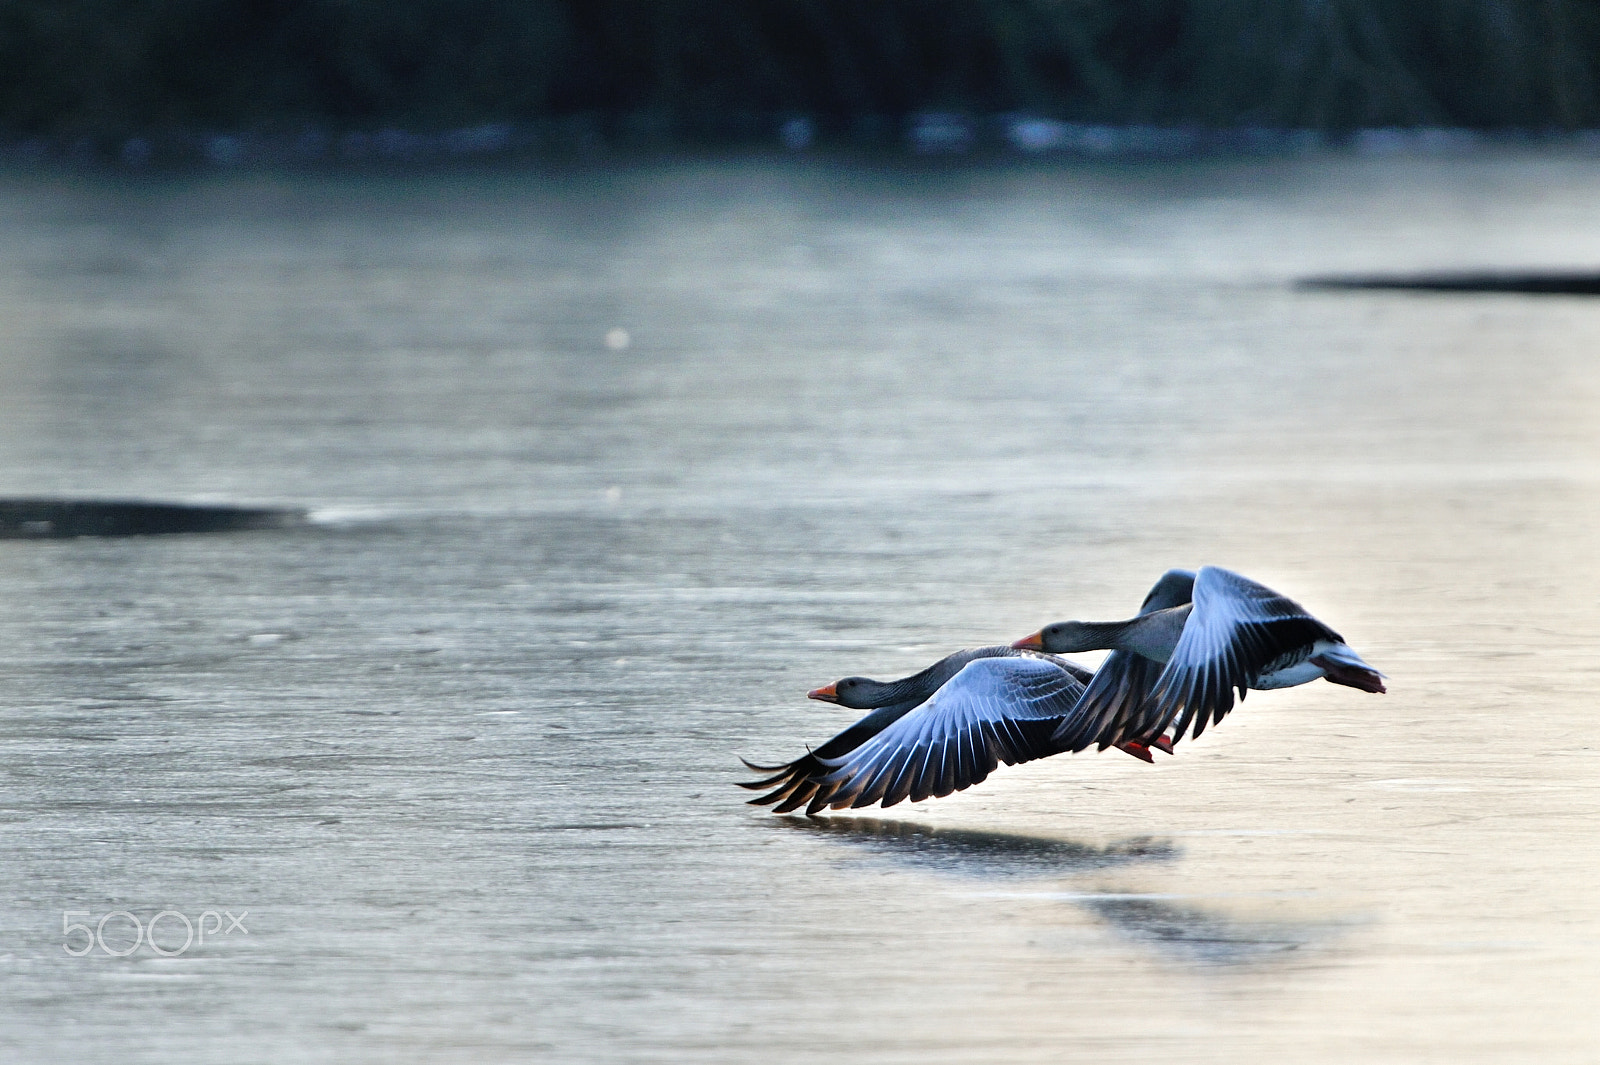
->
746, 788, 792, 807
1312, 656, 1388, 694
772, 783, 820, 814
737, 754, 804, 790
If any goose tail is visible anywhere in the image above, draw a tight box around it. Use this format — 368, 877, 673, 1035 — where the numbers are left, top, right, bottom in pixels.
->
1311, 644, 1386, 694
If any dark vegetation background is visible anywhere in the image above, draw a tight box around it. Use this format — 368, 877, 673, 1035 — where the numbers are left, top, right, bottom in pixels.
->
1, 0, 1597, 141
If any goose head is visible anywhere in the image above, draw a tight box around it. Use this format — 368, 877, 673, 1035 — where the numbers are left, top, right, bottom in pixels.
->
807, 676, 895, 708
1011, 621, 1099, 654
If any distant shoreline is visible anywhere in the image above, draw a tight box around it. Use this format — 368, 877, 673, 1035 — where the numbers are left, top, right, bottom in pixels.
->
8, 119, 1600, 172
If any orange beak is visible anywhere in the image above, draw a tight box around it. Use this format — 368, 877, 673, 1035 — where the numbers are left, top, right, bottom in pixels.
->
1010, 631, 1044, 650
807, 683, 839, 703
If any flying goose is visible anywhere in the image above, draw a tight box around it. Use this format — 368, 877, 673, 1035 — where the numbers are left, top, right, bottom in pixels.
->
739, 647, 1168, 815
1013, 566, 1384, 752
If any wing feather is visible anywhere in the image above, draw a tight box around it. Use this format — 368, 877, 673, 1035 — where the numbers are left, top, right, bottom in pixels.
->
1052, 568, 1196, 751
1143, 567, 1339, 743
1052, 649, 1163, 751
767, 656, 1088, 811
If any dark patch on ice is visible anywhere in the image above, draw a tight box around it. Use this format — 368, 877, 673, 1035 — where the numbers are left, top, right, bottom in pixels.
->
1300, 271, 1600, 295
0, 498, 304, 538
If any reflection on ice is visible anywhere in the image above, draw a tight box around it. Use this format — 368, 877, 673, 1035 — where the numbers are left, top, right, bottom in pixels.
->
775, 815, 1177, 876
1075, 894, 1337, 966
784, 817, 1346, 965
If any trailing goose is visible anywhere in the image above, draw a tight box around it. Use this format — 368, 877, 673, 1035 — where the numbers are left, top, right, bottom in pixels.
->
739, 647, 1169, 815
1013, 566, 1384, 752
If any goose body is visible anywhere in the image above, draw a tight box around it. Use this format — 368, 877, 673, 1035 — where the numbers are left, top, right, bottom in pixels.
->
1014, 566, 1384, 751
739, 646, 1163, 815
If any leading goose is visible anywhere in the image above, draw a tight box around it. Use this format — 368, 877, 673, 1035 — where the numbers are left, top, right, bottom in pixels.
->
739, 647, 1168, 816
1013, 566, 1384, 752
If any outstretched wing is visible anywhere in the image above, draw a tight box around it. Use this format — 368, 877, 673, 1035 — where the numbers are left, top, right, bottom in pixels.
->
763, 656, 1085, 815
739, 647, 1091, 815
1052, 568, 1196, 752
1141, 567, 1339, 743
737, 700, 917, 815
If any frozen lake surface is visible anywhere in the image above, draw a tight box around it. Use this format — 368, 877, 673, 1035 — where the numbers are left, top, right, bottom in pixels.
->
1, 153, 1598, 1062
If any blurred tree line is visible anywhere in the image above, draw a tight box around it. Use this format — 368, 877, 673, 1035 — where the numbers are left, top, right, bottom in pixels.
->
1, 0, 1597, 138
